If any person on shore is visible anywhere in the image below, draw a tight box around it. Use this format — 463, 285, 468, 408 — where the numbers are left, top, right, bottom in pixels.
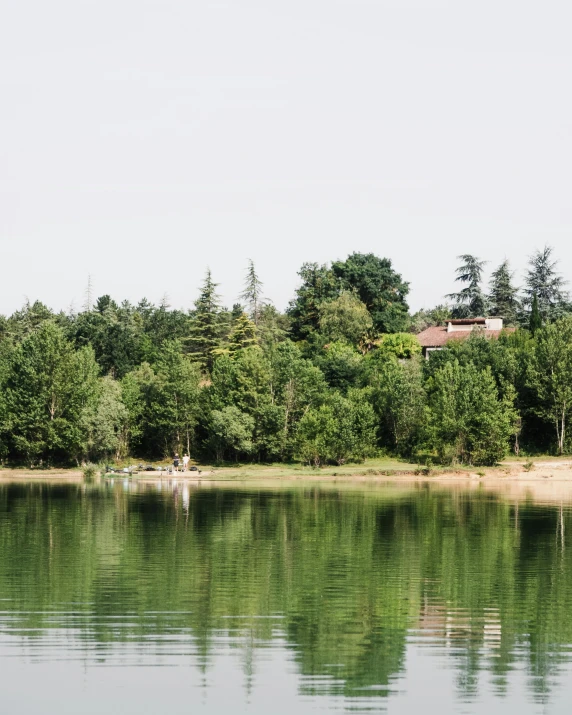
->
182, 454, 190, 471
173, 453, 180, 472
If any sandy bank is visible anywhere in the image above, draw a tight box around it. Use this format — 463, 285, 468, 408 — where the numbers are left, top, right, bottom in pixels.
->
4, 462, 572, 504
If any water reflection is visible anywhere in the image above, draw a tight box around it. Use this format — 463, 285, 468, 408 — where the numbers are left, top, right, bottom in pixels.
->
1, 480, 572, 713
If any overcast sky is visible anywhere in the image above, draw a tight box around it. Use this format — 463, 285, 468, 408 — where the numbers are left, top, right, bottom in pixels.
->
2, 0, 572, 315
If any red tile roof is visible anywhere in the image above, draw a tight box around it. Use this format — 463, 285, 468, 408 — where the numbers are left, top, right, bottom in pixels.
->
416, 326, 515, 347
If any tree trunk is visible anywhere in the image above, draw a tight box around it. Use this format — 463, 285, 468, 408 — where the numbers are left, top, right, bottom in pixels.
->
556, 417, 562, 455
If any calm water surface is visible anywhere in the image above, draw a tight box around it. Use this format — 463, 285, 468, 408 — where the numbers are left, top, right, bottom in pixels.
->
1, 480, 572, 714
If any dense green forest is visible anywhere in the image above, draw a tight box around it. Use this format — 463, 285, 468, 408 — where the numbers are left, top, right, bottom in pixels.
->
1, 247, 572, 467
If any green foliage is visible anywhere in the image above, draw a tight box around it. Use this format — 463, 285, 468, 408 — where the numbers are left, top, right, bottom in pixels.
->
121, 342, 201, 458
239, 259, 266, 326
288, 253, 409, 339
295, 391, 377, 466
489, 259, 520, 325
2, 322, 99, 465
1, 247, 572, 466
447, 254, 488, 318
376, 332, 421, 359
523, 246, 569, 323
209, 406, 255, 461
81, 463, 98, 480
527, 317, 572, 454
319, 292, 372, 345
256, 304, 290, 350
5, 300, 54, 341
187, 269, 223, 370
409, 304, 451, 333
331, 253, 410, 334
426, 360, 517, 465
82, 376, 129, 461
368, 356, 426, 454
529, 294, 542, 334
227, 312, 258, 353
288, 262, 339, 339
313, 341, 364, 393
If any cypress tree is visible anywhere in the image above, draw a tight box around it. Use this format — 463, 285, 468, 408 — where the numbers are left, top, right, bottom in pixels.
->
529, 294, 542, 335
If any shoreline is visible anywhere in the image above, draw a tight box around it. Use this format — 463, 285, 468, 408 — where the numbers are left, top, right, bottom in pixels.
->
4, 460, 572, 504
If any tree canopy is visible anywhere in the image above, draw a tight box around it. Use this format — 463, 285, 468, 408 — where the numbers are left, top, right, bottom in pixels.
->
1, 248, 572, 466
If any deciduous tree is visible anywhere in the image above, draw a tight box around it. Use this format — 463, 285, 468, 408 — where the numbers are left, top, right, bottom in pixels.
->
527, 317, 572, 454
427, 360, 516, 465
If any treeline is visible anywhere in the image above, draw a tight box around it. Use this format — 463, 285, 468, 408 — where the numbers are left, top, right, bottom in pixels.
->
0, 249, 571, 466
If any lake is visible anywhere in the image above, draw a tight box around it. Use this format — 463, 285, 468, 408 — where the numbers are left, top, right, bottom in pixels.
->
0, 479, 571, 714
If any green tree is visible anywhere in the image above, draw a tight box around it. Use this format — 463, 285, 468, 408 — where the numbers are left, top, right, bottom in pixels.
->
227, 312, 258, 353
209, 406, 255, 462
67, 297, 145, 377
527, 317, 572, 454
0, 340, 15, 459
187, 269, 223, 370
239, 259, 266, 326
376, 333, 421, 360
295, 391, 376, 466
447, 255, 488, 318
267, 341, 329, 458
318, 292, 373, 345
523, 246, 569, 323
427, 359, 517, 465
207, 348, 287, 460
257, 304, 290, 350
6, 300, 54, 341
3, 322, 99, 464
313, 341, 364, 393
83, 375, 129, 461
489, 260, 519, 325
287, 263, 339, 339
529, 294, 542, 335
122, 342, 201, 457
331, 253, 410, 334
368, 357, 426, 454
409, 304, 451, 333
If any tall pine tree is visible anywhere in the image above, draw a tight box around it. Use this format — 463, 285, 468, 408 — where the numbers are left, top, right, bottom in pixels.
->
523, 246, 569, 323
187, 269, 222, 370
228, 312, 258, 353
240, 259, 265, 326
447, 255, 488, 318
488, 259, 519, 326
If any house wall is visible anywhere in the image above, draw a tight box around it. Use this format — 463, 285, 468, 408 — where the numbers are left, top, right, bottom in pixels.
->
447, 323, 475, 333
485, 318, 503, 330
447, 318, 504, 333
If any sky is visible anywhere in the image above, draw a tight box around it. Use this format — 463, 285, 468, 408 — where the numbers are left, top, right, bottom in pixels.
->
2, 0, 572, 316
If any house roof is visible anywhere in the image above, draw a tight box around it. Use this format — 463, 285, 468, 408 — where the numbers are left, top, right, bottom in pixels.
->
416, 326, 515, 348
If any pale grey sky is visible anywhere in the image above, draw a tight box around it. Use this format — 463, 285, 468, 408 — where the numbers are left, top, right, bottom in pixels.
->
2, 0, 572, 315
